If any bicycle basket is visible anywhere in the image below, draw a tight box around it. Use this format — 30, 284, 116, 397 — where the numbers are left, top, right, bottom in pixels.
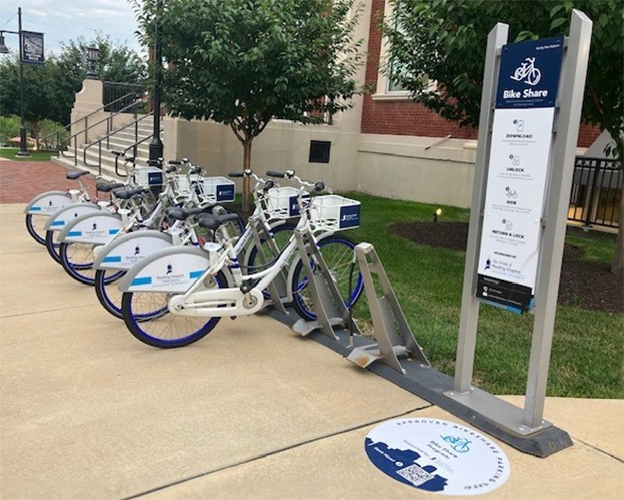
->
201, 177, 236, 203
135, 166, 163, 195
263, 186, 310, 219
308, 195, 360, 232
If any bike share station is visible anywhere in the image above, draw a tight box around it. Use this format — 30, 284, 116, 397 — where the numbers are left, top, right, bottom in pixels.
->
264, 9, 593, 470
13, 9, 597, 497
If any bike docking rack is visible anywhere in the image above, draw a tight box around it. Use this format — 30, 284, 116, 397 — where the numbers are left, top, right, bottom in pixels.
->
247, 215, 288, 316
346, 243, 430, 374
290, 227, 361, 340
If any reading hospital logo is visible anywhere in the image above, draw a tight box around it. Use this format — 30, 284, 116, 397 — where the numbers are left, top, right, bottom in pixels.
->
510, 57, 541, 86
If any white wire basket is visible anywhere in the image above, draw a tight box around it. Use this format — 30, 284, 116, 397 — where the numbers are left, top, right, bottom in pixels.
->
263, 186, 310, 219
309, 195, 360, 232
134, 167, 163, 188
201, 176, 236, 203
134, 166, 163, 195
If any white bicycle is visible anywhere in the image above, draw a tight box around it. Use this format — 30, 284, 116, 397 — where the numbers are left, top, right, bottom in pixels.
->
117, 170, 364, 348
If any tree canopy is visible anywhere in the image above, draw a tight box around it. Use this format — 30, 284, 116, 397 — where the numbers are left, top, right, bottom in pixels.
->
0, 33, 147, 134
383, 0, 622, 145
133, 0, 365, 209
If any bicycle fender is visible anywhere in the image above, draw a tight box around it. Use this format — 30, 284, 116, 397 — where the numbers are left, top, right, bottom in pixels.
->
24, 190, 71, 215
43, 202, 101, 232
93, 230, 173, 271
118, 246, 212, 294
58, 211, 123, 245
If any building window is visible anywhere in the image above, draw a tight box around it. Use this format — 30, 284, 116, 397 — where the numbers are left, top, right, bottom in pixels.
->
374, 0, 435, 101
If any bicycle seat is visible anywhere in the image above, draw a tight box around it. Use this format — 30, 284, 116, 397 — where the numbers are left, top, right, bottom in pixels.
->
198, 213, 240, 231
66, 170, 90, 180
96, 181, 125, 193
113, 187, 148, 200
167, 205, 215, 221
110, 150, 124, 157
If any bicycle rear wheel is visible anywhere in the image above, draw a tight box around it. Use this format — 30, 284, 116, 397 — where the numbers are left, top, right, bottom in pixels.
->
290, 235, 364, 322
121, 272, 225, 348
94, 269, 127, 318
59, 242, 107, 286
45, 230, 62, 264
25, 214, 49, 245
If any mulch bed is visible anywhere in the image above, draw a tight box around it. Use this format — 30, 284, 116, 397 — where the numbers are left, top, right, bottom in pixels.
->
391, 221, 623, 314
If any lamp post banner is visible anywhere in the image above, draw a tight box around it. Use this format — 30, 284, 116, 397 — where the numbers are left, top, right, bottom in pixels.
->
21, 31, 44, 65
476, 36, 564, 312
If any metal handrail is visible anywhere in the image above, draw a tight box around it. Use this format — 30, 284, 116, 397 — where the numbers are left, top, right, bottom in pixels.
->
60, 95, 149, 166
40, 90, 145, 154
83, 111, 156, 175
114, 133, 161, 177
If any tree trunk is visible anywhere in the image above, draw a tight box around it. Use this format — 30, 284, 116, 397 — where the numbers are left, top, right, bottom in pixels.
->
33, 120, 40, 151
610, 134, 624, 275
612, 192, 623, 274
242, 138, 253, 213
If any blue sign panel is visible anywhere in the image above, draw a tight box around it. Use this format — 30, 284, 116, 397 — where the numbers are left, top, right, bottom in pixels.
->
21, 31, 44, 65
339, 204, 360, 229
216, 183, 235, 202
496, 36, 564, 109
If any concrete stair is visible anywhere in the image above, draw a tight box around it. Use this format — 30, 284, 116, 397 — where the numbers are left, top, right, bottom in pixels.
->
51, 120, 159, 181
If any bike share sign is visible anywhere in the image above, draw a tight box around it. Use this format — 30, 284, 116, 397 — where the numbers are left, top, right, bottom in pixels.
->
476, 36, 564, 312
365, 418, 510, 496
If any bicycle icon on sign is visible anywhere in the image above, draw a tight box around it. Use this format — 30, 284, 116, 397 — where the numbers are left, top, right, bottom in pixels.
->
510, 57, 541, 86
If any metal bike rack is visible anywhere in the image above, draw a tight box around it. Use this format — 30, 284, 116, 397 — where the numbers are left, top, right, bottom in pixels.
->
346, 243, 430, 374
248, 216, 288, 315
291, 228, 362, 340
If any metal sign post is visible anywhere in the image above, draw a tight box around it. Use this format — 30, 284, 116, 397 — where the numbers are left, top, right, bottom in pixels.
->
445, 10, 592, 437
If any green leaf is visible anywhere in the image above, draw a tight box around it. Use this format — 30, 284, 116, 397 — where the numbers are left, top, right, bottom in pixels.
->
550, 17, 567, 30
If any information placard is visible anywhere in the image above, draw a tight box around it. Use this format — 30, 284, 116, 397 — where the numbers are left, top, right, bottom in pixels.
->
476, 36, 564, 312
21, 31, 44, 65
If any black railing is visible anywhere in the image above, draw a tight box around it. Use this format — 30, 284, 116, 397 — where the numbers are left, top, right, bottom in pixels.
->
103, 82, 145, 113
568, 156, 622, 228
82, 107, 153, 174
40, 90, 146, 162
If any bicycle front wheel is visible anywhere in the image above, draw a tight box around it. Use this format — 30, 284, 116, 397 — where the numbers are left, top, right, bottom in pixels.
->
290, 235, 364, 321
121, 272, 225, 348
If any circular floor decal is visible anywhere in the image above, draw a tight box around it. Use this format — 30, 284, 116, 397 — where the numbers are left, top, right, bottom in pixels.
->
365, 418, 510, 496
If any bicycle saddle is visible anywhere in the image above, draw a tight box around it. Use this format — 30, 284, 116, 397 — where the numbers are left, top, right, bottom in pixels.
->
113, 187, 148, 200
96, 181, 124, 193
197, 213, 240, 231
66, 170, 90, 180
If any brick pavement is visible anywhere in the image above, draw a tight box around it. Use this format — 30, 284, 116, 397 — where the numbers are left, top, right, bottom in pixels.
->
0, 160, 97, 204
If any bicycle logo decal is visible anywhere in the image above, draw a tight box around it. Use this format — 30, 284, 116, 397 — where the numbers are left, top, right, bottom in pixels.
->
441, 435, 471, 453
510, 57, 541, 86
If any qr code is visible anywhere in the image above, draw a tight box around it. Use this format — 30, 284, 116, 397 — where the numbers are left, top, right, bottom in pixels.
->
396, 464, 434, 486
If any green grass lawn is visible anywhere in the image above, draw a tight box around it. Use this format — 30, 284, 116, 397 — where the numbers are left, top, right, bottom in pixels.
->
343, 192, 623, 399
0, 147, 55, 161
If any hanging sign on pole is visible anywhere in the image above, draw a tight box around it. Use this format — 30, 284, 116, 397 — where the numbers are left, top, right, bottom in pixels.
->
21, 31, 44, 65
475, 36, 564, 313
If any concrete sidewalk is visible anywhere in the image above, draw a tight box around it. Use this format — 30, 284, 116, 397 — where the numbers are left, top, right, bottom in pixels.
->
0, 202, 622, 500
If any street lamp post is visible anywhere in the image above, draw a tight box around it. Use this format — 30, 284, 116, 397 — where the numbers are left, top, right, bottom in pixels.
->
148, 0, 164, 162
0, 7, 30, 157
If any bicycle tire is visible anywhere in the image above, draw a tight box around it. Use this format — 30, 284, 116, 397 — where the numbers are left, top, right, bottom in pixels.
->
94, 269, 128, 318
45, 230, 62, 264
59, 241, 103, 286
25, 213, 49, 245
121, 272, 226, 348
290, 235, 364, 322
